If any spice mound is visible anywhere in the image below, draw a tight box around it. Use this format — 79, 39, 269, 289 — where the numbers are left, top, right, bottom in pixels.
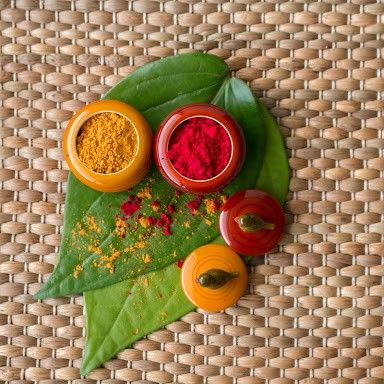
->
167, 117, 231, 180
76, 112, 138, 174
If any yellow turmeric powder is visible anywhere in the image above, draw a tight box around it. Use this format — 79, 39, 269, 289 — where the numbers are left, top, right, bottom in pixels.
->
76, 112, 138, 174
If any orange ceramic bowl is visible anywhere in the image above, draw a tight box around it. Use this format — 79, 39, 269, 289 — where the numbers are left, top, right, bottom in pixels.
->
181, 244, 248, 312
154, 103, 245, 194
63, 100, 152, 192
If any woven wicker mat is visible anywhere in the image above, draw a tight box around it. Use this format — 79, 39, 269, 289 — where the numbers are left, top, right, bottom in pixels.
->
1, 0, 384, 383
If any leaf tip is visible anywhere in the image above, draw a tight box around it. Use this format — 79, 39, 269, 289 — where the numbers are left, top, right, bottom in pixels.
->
34, 286, 52, 300
81, 354, 99, 376
33, 287, 44, 299
80, 365, 91, 377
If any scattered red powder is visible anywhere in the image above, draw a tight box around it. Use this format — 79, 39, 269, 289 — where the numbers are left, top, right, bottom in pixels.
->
167, 204, 175, 214
176, 259, 184, 269
152, 214, 172, 235
163, 224, 171, 236
121, 196, 141, 216
187, 197, 202, 215
150, 200, 160, 211
168, 117, 232, 180
117, 187, 198, 240
147, 216, 156, 225
160, 213, 171, 224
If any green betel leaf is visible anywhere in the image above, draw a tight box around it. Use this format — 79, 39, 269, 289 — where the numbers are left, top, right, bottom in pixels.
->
211, 78, 289, 248
255, 100, 290, 204
82, 100, 290, 373
212, 77, 265, 187
103, 52, 229, 127
81, 76, 269, 375
81, 263, 194, 376
35, 54, 264, 299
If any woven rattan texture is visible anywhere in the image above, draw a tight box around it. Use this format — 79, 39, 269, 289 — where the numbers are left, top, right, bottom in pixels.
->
1, 0, 383, 383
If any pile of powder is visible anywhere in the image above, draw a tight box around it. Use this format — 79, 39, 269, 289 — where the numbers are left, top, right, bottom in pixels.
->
167, 117, 231, 180
76, 112, 137, 174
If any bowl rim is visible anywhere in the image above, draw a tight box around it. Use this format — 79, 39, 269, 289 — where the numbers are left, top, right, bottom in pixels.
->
165, 114, 234, 183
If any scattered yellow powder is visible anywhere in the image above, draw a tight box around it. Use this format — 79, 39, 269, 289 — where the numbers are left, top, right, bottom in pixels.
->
88, 244, 102, 254
143, 278, 149, 286
139, 217, 150, 228
97, 247, 121, 274
220, 195, 228, 204
76, 112, 138, 174
205, 198, 217, 214
115, 218, 128, 237
106, 262, 113, 271
137, 186, 152, 199
142, 253, 152, 263
124, 240, 146, 254
86, 215, 102, 234
183, 221, 190, 228
205, 219, 212, 226
73, 264, 83, 278
135, 241, 145, 249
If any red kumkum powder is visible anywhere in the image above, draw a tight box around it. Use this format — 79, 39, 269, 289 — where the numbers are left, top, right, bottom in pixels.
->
168, 117, 232, 180
120, 196, 141, 217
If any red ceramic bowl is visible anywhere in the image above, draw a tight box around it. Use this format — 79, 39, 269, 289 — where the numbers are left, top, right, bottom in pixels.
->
154, 103, 245, 194
219, 189, 285, 256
